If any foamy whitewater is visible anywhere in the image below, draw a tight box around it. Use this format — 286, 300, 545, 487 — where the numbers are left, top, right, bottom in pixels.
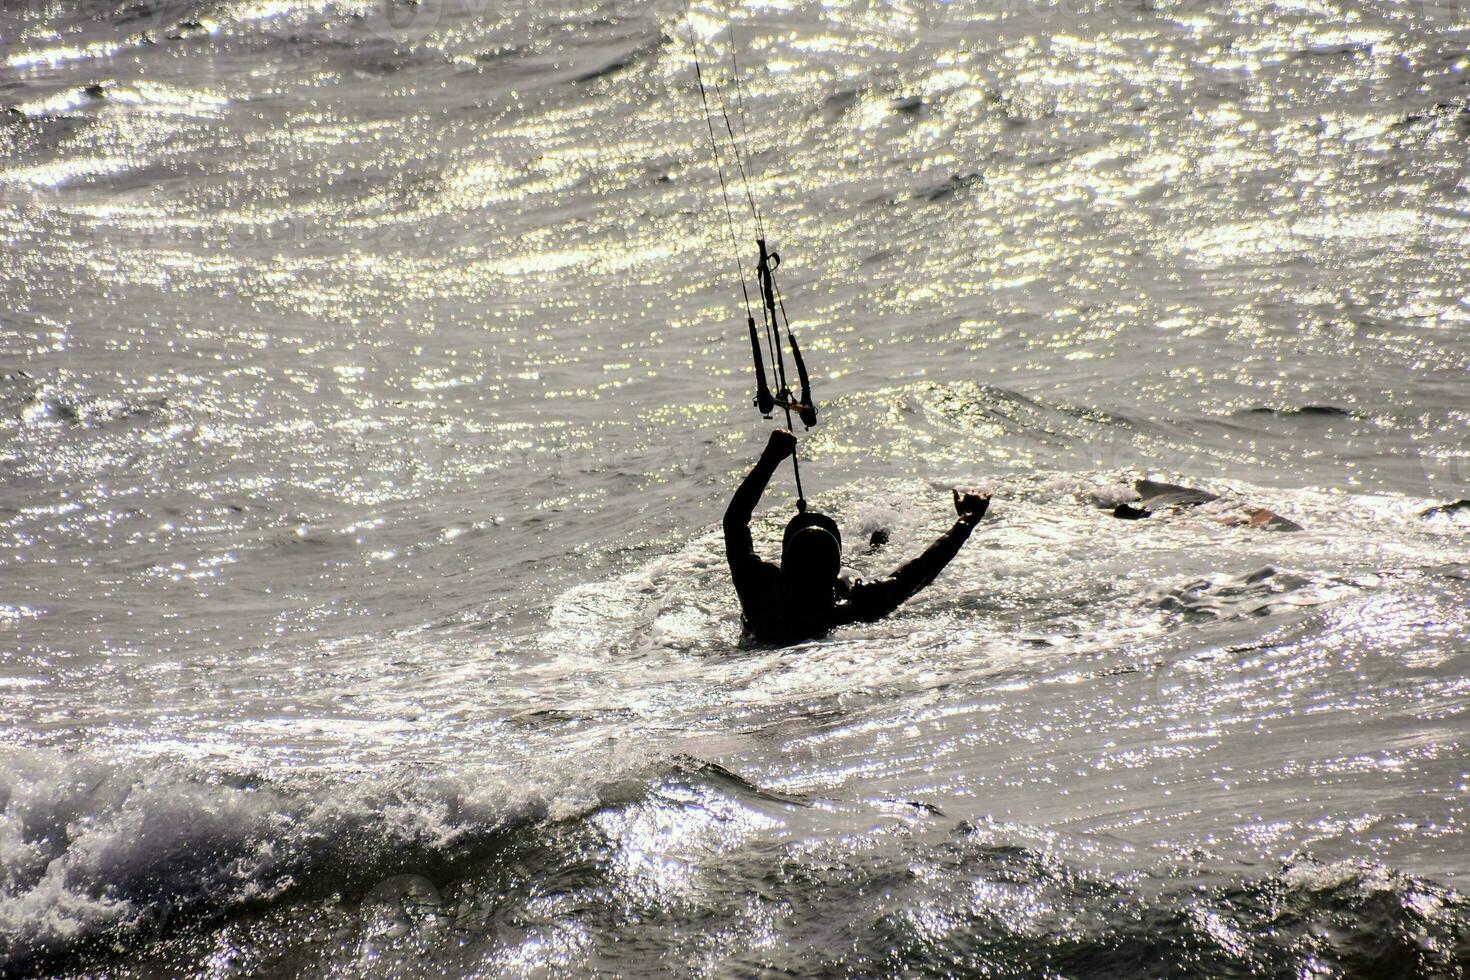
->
2, 0, 1468, 975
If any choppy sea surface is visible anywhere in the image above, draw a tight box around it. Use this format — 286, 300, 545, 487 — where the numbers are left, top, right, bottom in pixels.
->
2, 0, 1469, 975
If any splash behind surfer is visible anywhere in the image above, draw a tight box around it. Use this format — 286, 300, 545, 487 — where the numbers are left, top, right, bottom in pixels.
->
724, 430, 989, 645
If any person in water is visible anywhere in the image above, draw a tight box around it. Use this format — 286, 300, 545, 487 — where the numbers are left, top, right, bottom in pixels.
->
725, 429, 990, 645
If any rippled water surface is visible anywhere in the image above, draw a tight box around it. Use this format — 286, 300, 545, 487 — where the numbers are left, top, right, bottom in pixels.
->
2, 0, 1468, 975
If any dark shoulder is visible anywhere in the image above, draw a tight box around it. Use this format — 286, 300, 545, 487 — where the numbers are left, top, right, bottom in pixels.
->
734, 557, 781, 596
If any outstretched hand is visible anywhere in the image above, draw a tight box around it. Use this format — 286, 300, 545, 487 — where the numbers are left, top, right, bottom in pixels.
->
953, 488, 991, 524
763, 428, 797, 461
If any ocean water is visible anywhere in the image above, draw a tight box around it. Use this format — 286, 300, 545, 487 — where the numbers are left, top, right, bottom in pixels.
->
2, 0, 1469, 975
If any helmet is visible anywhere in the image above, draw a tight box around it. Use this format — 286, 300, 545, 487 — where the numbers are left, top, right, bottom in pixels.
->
780, 511, 842, 584
782, 511, 842, 553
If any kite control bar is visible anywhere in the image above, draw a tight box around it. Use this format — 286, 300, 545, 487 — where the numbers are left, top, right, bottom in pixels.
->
751, 239, 817, 429
680, 5, 816, 510
745, 305, 811, 420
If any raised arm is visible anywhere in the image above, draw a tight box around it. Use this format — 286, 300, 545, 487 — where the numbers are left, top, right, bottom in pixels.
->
842, 490, 989, 623
724, 430, 797, 574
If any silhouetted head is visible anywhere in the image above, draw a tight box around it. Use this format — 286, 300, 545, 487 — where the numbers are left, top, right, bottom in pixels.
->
780, 512, 842, 602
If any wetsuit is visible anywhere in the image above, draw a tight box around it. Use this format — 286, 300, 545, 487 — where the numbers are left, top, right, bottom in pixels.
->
723, 448, 982, 645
